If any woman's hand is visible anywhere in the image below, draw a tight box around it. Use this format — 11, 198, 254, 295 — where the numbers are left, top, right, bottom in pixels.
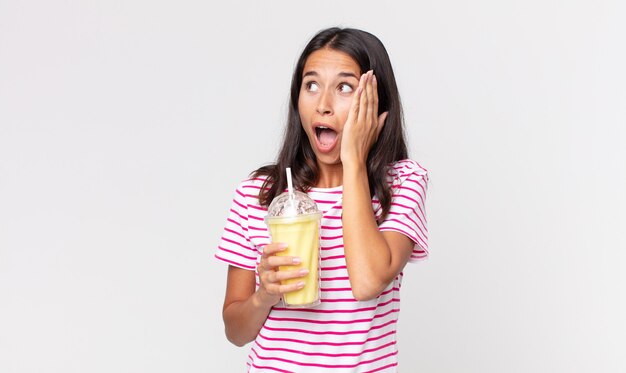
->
222, 243, 306, 346
256, 242, 308, 307
340, 70, 389, 166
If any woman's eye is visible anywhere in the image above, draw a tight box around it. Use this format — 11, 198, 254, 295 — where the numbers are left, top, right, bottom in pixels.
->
339, 83, 353, 93
306, 82, 319, 92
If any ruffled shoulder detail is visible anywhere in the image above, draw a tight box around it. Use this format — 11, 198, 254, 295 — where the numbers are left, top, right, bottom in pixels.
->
387, 159, 428, 188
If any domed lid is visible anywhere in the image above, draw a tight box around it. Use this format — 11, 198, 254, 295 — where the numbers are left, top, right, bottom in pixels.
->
266, 190, 320, 217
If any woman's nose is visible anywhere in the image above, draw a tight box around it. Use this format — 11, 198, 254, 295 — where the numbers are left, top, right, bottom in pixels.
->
316, 90, 333, 115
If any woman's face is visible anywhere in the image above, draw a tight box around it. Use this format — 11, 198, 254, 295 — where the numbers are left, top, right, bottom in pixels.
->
298, 48, 361, 167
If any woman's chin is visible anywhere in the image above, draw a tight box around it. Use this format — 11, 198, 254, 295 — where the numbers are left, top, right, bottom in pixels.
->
314, 152, 342, 167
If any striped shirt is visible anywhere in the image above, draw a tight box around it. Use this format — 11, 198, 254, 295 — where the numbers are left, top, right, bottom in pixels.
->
216, 159, 429, 372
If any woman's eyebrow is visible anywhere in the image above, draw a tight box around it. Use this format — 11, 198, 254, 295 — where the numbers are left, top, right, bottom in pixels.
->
302, 71, 359, 79
338, 72, 359, 79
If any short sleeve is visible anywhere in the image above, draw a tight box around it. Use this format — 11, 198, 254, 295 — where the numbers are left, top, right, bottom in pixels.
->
215, 183, 260, 270
378, 160, 429, 262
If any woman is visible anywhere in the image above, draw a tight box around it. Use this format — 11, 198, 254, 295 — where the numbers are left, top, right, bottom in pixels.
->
216, 27, 429, 372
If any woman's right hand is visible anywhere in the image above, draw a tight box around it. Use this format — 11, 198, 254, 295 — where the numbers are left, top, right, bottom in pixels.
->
256, 242, 308, 307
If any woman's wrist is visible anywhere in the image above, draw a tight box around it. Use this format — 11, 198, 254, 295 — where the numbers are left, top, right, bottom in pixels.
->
253, 287, 280, 309
342, 159, 368, 177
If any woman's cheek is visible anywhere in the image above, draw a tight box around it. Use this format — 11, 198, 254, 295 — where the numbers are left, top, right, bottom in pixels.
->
337, 98, 353, 119
298, 95, 315, 117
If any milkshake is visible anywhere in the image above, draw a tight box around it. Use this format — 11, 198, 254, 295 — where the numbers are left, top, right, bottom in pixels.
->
265, 172, 322, 308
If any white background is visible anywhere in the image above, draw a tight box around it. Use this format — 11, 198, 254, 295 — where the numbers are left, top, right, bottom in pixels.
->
1, 0, 625, 372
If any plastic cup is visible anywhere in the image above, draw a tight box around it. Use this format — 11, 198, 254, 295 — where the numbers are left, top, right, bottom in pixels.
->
265, 190, 322, 308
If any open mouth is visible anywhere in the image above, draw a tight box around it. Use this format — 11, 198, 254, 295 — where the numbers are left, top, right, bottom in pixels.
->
314, 126, 338, 150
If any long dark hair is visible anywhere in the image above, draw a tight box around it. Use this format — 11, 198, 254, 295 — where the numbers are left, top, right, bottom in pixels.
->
253, 27, 408, 220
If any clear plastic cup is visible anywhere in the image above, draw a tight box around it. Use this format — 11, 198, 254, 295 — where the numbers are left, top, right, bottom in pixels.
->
265, 190, 322, 308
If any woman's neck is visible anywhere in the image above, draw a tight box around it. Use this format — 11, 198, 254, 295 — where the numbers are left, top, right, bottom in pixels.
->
316, 163, 343, 188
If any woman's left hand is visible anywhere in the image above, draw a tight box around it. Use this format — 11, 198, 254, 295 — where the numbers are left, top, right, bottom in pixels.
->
340, 70, 389, 166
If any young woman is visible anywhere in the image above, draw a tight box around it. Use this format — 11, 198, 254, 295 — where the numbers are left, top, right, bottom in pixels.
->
215, 27, 429, 372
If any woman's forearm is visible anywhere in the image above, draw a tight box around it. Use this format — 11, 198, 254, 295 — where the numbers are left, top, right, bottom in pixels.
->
223, 290, 276, 346
342, 163, 396, 300
222, 267, 277, 346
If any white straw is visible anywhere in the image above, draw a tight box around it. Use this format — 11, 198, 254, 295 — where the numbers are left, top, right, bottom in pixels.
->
286, 167, 294, 198
286, 167, 297, 215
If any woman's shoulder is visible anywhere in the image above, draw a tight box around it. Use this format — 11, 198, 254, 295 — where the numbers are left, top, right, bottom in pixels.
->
234, 174, 270, 192
388, 159, 429, 182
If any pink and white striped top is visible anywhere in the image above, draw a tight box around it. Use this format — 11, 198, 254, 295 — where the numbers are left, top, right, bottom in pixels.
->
216, 159, 429, 372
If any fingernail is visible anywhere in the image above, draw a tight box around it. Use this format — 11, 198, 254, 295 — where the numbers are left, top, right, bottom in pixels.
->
296, 281, 305, 289
292, 257, 301, 264
277, 243, 288, 249
299, 268, 309, 275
